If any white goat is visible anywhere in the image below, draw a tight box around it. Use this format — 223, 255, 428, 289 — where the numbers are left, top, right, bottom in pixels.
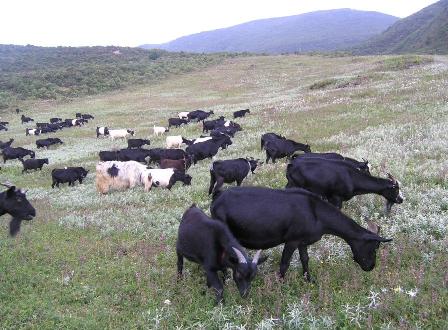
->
95, 161, 152, 194
166, 135, 184, 149
178, 111, 190, 119
109, 129, 135, 140
153, 125, 169, 136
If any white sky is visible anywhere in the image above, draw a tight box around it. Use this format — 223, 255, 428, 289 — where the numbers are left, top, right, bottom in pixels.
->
0, 0, 440, 47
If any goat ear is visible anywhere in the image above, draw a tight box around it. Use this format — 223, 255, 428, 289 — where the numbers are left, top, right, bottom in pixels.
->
6, 186, 16, 197
366, 221, 380, 234
363, 232, 392, 243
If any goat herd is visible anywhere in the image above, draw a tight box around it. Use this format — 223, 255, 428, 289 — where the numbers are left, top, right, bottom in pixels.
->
0, 107, 404, 304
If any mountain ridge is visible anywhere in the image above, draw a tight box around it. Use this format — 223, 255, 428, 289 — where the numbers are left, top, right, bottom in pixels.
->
141, 9, 398, 54
356, 0, 448, 54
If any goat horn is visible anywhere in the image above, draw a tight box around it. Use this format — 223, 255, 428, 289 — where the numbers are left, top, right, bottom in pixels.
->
252, 250, 262, 264
0, 181, 14, 188
232, 247, 247, 264
362, 158, 368, 163
387, 173, 396, 183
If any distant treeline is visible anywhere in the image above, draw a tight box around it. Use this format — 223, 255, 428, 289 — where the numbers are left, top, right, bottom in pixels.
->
0, 45, 246, 109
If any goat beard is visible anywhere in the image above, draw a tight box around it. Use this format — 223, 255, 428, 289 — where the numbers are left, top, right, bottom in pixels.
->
385, 201, 393, 214
9, 218, 22, 237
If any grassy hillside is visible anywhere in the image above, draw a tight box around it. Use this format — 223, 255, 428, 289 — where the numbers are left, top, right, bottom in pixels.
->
141, 9, 397, 54
0, 45, 240, 110
356, 0, 448, 54
0, 54, 447, 328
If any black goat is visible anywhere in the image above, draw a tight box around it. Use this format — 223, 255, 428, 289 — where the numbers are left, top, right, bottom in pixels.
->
209, 158, 262, 194
0, 182, 36, 236
233, 109, 250, 118
21, 158, 49, 173
187, 110, 214, 121
51, 167, 88, 188
285, 158, 403, 212
211, 187, 392, 281
118, 148, 151, 163
168, 118, 189, 128
36, 138, 63, 149
99, 150, 119, 161
292, 152, 371, 174
2, 147, 35, 163
0, 139, 14, 149
21, 115, 34, 124
177, 205, 265, 303
264, 138, 311, 163
127, 138, 150, 149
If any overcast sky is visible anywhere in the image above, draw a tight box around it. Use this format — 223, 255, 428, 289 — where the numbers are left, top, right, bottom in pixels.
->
0, 0, 440, 47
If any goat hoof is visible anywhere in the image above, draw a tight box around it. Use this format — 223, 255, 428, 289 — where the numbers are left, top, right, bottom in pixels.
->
276, 272, 286, 281
304, 272, 315, 283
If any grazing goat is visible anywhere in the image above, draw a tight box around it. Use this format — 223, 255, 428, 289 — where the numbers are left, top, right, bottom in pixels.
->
293, 152, 371, 174
2, 147, 35, 163
209, 158, 262, 194
153, 126, 169, 136
109, 129, 135, 140
21, 158, 49, 173
177, 205, 265, 303
178, 111, 190, 119
146, 168, 192, 189
118, 148, 151, 163
186, 135, 232, 165
21, 115, 34, 124
187, 110, 214, 121
233, 109, 250, 118
264, 137, 311, 163
51, 167, 88, 188
148, 148, 187, 163
127, 138, 150, 149
286, 158, 403, 212
166, 135, 185, 149
168, 118, 189, 128
96, 126, 109, 138
211, 187, 392, 281
99, 150, 119, 161
260, 132, 286, 150
159, 158, 191, 171
0, 182, 36, 236
26, 128, 40, 136
0, 139, 14, 149
95, 161, 152, 194
36, 138, 63, 149
203, 117, 225, 133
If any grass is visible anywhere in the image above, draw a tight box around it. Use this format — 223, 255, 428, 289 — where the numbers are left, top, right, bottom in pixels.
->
0, 54, 447, 329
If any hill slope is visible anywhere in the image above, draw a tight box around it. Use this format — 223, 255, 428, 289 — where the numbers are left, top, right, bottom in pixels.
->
356, 0, 448, 54
0, 45, 237, 109
141, 9, 398, 54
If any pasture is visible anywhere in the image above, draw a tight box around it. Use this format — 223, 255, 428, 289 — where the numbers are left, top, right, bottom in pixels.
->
0, 54, 447, 328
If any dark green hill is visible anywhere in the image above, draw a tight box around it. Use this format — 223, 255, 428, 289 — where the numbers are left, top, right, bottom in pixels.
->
356, 0, 448, 54
0, 45, 237, 108
140, 9, 397, 54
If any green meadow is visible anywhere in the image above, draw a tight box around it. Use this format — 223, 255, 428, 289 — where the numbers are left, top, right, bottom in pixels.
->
0, 54, 447, 329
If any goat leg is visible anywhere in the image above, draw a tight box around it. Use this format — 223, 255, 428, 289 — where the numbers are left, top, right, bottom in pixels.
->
298, 245, 315, 283
279, 242, 298, 278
